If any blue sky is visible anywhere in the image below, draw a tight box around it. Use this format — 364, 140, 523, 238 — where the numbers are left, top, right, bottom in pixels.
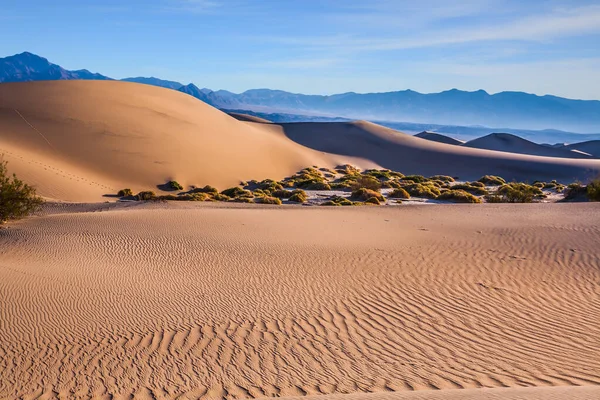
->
1, 0, 599, 99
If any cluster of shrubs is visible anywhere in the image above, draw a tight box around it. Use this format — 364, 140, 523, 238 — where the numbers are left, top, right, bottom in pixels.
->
115, 166, 600, 206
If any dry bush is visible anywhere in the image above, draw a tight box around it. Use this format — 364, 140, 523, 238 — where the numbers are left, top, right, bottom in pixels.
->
437, 189, 482, 203
0, 160, 44, 222
388, 188, 411, 199
350, 188, 385, 202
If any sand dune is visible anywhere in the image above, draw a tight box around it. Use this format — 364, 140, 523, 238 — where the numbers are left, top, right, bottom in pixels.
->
228, 112, 272, 123
415, 131, 464, 145
463, 133, 591, 159
566, 140, 600, 157
271, 121, 600, 182
1, 203, 599, 399
2, 81, 600, 203
0, 81, 362, 201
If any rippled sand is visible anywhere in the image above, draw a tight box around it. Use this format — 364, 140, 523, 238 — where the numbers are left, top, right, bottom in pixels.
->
1, 203, 599, 399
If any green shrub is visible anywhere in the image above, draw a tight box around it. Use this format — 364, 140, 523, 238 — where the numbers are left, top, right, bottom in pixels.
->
118, 188, 133, 197
451, 183, 488, 196
221, 187, 252, 198
330, 182, 353, 190
272, 189, 293, 199
136, 191, 156, 201
321, 200, 341, 206
288, 189, 308, 203
437, 190, 482, 203
168, 180, 184, 191
0, 160, 44, 222
587, 178, 600, 201
258, 179, 284, 192
350, 188, 385, 202
363, 169, 403, 180
335, 164, 360, 175
191, 185, 218, 195
403, 182, 441, 199
381, 180, 402, 189
402, 175, 427, 183
388, 188, 411, 199
429, 175, 455, 183
254, 196, 282, 205
478, 175, 506, 185
302, 182, 331, 190
350, 175, 381, 191
324, 195, 355, 206
485, 183, 545, 203
364, 197, 381, 205
158, 193, 209, 201
212, 194, 230, 202
253, 189, 268, 197
230, 197, 254, 203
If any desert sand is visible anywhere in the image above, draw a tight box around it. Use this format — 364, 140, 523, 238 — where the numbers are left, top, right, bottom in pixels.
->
1, 202, 599, 399
1, 81, 599, 202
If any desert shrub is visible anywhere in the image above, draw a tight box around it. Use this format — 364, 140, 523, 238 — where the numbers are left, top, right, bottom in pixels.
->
221, 187, 252, 198
350, 188, 385, 202
403, 182, 441, 199
587, 178, 600, 201
485, 183, 545, 203
168, 180, 184, 191
158, 193, 208, 201
478, 175, 506, 185
272, 189, 293, 199
364, 197, 381, 205
117, 188, 133, 197
136, 191, 156, 201
381, 180, 402, 189
401, 175, 427, 183
437, 189, 482, 203
429, 175, 455, 183
388, 188, 411, 199
335, 164, 360, 175
253, 189, 268, 197
257, 179, 284, 192
191, 185, 218, 195
0, 160, 44, 222
321, 200, 341, 206
363, 169, 403, 180
319, 167, 338, 175
212, 194, 230, 202
533, 181, 545, 188
254, 196, 282, 205
351, 175, 381, 191
288, 192, 307, 203
302, 181, 331, 190
451, 183, 488, 196
330, 182, 353, 190
230, 197, 254, 203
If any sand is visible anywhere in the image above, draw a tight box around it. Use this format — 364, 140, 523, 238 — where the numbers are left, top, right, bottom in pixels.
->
1, 203, 599, 399
2, 81, 600, 202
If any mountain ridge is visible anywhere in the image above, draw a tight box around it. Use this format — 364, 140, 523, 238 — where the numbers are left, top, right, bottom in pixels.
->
1, 51, 600, 133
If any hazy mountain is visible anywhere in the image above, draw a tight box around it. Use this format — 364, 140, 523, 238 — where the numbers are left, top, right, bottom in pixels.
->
0, 52, 111, 82
3, 51, 600, 134
121, 77, 183, 90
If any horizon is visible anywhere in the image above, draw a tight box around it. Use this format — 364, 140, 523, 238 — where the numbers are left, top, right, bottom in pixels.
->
2, 1, 599, 100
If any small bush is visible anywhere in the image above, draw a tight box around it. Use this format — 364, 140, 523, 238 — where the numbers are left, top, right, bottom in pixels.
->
254, 196, 282, 205
402, 175, 427, 183
212, 193, 230, 202
253, 189, 268, 197
136, 191, 156, 201
272, 189, 293, 199
351, 175, 381, 191
350, 188, 385, 202
191, 185, 218, 195
288, 189, 308, 203
258, 179, 284, 192
451, 183, 488, 196
335, 164, 360, 175
587, 178, 600, 201
324, 195, 355, 206
221, 187, 252, 198
230, 197, 254, 203
330, 182, 353, 190
303, 181, 331, 190
381, 180, 403, 189
321, 200, 341, 206
429, 175, 455, 183
364, 197, 381, 205
0, 160, 44, 222
404, 182, 441, 199
485, 183, 545, 203
388, 188, 411, 199
478, 175, 506, 185
437, 190, 482, 203
168, 180, 184, 191
118, 188, 133, 197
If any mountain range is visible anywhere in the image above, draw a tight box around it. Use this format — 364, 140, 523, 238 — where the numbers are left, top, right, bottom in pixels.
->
1, 52, 600, 133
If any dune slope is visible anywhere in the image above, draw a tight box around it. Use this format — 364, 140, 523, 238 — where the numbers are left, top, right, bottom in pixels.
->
273, 122, 600, 182
0, 81, 356, 201
1, 203, 599, 399
566, 140, 600, 157
415, 131, 464, 145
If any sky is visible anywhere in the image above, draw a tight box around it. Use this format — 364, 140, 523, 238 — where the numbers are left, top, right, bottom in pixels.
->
1, 0, 600, 100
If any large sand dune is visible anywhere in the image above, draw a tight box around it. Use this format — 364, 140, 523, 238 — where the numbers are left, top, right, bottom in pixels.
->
271, 121, 600, 182
2, 81, 600, 202
0, 81, 361, 201
566, 140, 600, 157
1, 203, 599, 399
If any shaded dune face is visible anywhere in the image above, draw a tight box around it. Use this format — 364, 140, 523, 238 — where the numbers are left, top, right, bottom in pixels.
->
415, 131, 464, 146
276, 121, 600, 182
462, 133, 593, 159
0, 204, 599, 399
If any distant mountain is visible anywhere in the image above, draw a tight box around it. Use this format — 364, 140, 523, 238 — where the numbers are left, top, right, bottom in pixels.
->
462, 133, 592, 159
3, 51, 600, 133
0, 52, 111, 82
121, 77, 183, 90
415, 131, 464, 145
